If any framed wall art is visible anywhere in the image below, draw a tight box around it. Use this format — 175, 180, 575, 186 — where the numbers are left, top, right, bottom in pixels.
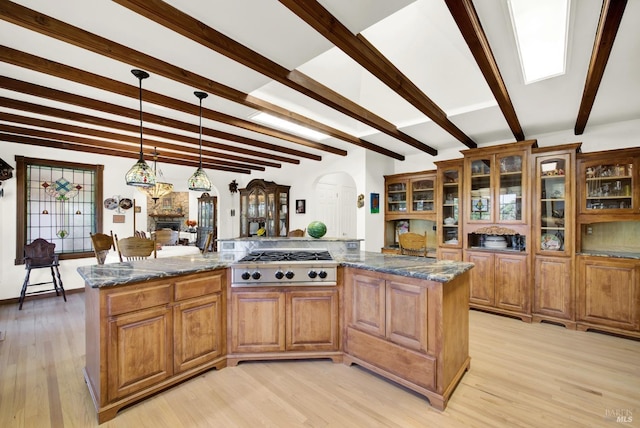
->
371, 193, 380, 214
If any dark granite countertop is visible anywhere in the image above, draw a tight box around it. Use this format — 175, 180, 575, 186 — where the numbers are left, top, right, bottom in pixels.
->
77, 251, 474, 288
577, 250, 640, 260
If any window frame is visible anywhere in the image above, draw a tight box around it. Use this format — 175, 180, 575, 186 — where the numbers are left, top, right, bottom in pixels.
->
15, 156, 104, 265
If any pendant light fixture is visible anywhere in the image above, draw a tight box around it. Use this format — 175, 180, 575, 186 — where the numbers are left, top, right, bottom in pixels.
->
125, 69, 156, 187
139, 148, 174, 204
188, 91, 212, 191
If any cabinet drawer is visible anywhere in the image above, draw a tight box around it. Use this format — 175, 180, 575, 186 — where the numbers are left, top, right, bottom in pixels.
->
347, 327, 435, 390
107, 284, 172, 316
174, 273, 223, 301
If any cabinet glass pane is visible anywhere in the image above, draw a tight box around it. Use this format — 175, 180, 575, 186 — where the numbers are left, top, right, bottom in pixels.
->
498, 155, 523, 221
279, 193, 288, 236
442, 169, 459, 244
412, 179, 434, 212
387, 182, 407, 213
266, 194, 275, 236
257, 191, 266, 218
585, 162, 633, 210
470, 159, 491, 220
540, 158, 566, 251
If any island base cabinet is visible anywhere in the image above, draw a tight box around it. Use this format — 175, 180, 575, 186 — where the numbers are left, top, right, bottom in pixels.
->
84, 271, 227, 424
228, 287, 341, 365
533, 256, 575, 328
577, 256, 640, 338
343, 267, 470, 411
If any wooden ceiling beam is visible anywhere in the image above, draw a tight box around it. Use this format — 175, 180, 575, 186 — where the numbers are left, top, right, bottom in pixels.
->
0, 2, 409, 159
278, 0, 476, 150
444, 0, 524, 141
0, 112, 272, 170
0, 46, 312, 162
113, 0, 436, 156
574, 0, 628, 135
0, 95, 303, 165
0, 123, 264, 172
0, 134, 252, 174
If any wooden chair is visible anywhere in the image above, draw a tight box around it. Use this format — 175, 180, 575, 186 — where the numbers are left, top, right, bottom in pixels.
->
114, 234, 157, 262
155, 229, 178, 246
288, 228, 306, 237
90, 231, 115, 265
398, 232, 428, 257
134, 230, 147, 239
19, 238, 66, 310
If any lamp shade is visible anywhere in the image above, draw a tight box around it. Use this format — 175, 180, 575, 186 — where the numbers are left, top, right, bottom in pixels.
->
188, 167, 211, 191
126, 69, 156, 187
139, 148, 174, 201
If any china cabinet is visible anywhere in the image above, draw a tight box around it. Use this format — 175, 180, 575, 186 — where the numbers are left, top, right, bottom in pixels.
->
577, 147, 640, 222
384, 171, 436, 219
435, 159, 463, 259
239, 179, 290, 237
531, 143, 580, 328
196, 194, 217, 250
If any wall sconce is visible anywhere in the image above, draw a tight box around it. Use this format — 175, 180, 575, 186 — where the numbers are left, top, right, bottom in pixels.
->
0, 157, 14, 198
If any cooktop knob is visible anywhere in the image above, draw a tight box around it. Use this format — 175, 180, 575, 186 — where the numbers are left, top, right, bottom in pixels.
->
285, 271, 295, 279
275, 271, 284, 279
308, 270, 318, 278
251, 271, 261, 280
318, 270, 328, 279
241, 272, 251, 280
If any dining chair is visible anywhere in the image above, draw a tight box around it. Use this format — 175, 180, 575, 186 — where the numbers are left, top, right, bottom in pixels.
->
19, 238, 66, 310
398, 232, 428, 257
114, 234, 157, 262
90, 231, 115, 264
155, 229, 179, 246
287, 228, 306, 237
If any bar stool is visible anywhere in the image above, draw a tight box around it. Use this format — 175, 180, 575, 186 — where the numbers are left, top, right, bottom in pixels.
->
19, 238, 66, 310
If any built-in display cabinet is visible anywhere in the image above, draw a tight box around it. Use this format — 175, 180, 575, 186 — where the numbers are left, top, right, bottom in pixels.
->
196, 194, 217, 250
435, 159, 463, 261
239, 179, 290, 237
531, 143, 581, 328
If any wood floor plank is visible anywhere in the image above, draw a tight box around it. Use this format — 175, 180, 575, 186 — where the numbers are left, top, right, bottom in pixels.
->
0, 293, 638, 427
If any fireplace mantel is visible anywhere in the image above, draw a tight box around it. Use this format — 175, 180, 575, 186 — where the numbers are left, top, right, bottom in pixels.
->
149, 214, 184, 218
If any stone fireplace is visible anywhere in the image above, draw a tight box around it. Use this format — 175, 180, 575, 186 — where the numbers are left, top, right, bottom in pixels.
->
147, 192, 190, 231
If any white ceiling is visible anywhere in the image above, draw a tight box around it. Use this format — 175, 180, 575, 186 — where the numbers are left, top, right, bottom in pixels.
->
1, 0, 638, 173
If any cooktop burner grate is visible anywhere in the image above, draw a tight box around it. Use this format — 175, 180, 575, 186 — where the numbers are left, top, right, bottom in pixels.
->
238, 250, 333, 262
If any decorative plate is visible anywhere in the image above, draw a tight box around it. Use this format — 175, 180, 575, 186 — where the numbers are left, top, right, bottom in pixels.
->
119, 198, 133, 210
541, 233, 562, 251
103, 197, 118, 210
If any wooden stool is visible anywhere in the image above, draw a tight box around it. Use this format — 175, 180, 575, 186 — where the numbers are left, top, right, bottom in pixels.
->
19, 238, 66, 310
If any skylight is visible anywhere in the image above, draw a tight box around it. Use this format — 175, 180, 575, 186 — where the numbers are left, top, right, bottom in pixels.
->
250, 112, 329, 141
508, 0, 570, 84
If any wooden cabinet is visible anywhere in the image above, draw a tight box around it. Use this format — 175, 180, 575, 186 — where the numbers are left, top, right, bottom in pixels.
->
531, 144, 580, 328
384, 171, 436, 219
577, 148, 640, 219
343, 267, 471, 411
435, 159, 462, 260
239, 179, 290, 237
383, 170, 437, 251
576, 256, 640, 338
84, 271, 226, 423
465, 250, 530, 321
196, 194, 217, 250
228, 287, 340, 364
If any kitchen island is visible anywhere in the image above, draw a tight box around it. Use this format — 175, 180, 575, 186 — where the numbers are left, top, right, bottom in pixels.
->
78, 252, 473, 423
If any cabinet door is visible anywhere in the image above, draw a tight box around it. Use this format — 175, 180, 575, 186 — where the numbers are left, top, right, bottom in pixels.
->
386, 178, 408, 215
579, 157, 635, 214
349, 273, 386, 337
230, 291, 285, 353
286, 289, 339, 351
536, 155, 571, 255
438, 248, 462, 261
495, 253, 529, 312
386, 280, 428, 352
173, 294, 223, 373
533, 256, 572, 320
439, 165, 462, 247
577, 257, 639, 331
107, 306, 173, 401
465, 252, 495, 306
410, 176, 435, 214
497, 153, 525, 223
466, 157, 492, 222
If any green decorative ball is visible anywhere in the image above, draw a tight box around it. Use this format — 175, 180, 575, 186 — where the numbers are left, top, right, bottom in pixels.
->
307, 221, 327, 239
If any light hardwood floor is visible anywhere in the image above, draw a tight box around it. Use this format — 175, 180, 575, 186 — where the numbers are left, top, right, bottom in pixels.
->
1, 293, 638, 427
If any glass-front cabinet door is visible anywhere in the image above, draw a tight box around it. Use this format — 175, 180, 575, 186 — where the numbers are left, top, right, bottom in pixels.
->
580, 159, 634, 213
410, 177, 435, 214
536, 155, 569, 255
386, 180, 407, 214
279, 192, 288, 236
468, 158, 491, 222
497, 153, 524, 222
439, 164, 461, 246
